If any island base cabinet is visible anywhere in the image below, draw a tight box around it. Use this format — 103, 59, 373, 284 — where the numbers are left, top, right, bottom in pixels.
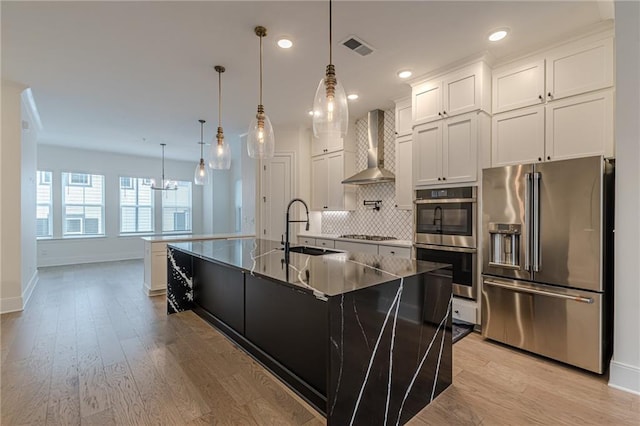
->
245, 274, 328, 405
327, 273, 452, 426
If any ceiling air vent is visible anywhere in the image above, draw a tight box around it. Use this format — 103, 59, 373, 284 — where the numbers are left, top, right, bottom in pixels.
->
341, 36, 374, 56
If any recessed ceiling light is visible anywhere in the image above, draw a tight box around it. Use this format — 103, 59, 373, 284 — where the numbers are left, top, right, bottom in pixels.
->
488, 29, 508, 42
277, 38, 293, 49
397, 70, 412, 79
347, 94, 359, 100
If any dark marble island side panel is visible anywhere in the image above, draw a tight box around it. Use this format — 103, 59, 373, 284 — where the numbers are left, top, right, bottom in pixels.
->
167, 246, 194, 314
327, 272, 452, 426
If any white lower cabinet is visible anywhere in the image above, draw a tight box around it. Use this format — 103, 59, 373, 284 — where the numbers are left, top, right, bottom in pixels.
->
311, 151, 356, 211
453, 297, 478, 324
378, 245, 411, 259
334, 240, 379, 254
491, 89, 614, 167
315, 238, 335, 249
298, 237, 316, 246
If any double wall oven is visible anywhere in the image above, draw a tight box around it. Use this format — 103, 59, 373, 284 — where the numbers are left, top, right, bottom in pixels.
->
414, 186, 477, 300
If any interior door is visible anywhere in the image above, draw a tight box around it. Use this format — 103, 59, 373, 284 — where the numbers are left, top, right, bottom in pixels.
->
533, 156, 603, 291
261, 154, 292, 241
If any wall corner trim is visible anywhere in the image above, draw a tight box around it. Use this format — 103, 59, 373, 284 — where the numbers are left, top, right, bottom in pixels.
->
608, 360, 640, 395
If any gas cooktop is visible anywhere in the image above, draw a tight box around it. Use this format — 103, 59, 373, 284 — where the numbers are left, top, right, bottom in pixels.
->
338, 234, 397, 241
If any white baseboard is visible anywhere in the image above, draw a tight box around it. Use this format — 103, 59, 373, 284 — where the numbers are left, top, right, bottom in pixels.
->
22, 270, 38, 308
38, 251, 143, 267
0, 296, 23, 314
609, 360, 640, 395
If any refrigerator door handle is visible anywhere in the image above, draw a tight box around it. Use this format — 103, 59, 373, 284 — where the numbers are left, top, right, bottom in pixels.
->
532, 172, 541, 272
483, 280, 594, 304
524, 173, 531, 271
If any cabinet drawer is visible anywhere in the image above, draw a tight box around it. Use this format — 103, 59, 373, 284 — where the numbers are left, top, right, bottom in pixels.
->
453, 297, 477, 324
298, 237, 317, 246
315, 238, 335, 248
334, 240, 378, 254
378, 245, 411, 259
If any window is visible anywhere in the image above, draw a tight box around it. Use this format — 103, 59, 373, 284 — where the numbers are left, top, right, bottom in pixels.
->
62, 172, 105, 237
162, 181, 192, 233
120, 177, 154, 234
36, 171, 53, 238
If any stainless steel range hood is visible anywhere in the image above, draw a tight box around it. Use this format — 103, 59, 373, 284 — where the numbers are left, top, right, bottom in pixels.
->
342, 109, 395, 185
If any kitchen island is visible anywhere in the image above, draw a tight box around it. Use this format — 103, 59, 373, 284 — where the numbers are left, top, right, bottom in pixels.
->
167, 238, 452, 425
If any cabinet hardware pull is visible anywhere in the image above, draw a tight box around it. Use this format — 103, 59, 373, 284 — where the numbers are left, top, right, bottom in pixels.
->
438, 112, 442, 116
442, 177, 446, 180
438, 177, 442, 181
538, 95, 543, 101
548, 92, 553, 98
390, 251, 395, 254
547, 156, 551, 160
538, 157, 542, 161
443, 111, 447, 115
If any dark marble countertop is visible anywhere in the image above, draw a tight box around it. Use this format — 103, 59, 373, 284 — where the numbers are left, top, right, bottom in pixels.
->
168, 238, 448, 298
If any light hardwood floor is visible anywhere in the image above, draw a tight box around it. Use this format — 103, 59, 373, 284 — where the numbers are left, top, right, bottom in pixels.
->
1, 260, 638, 425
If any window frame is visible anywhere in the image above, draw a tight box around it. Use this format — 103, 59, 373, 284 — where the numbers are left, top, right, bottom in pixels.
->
162, 180, 193, 234
61, 172, 105, 238
36, 170, 53, 239
119, 176, 155, 235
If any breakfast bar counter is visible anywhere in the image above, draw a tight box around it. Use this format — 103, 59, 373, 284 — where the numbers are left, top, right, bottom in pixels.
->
167, 238, 452, 425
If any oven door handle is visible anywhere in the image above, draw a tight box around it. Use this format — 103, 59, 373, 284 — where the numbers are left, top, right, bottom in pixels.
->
414, 244, 477, 253
415, 198, 476, 204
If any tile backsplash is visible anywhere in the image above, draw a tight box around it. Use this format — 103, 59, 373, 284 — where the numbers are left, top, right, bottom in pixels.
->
321, 108, 414, 240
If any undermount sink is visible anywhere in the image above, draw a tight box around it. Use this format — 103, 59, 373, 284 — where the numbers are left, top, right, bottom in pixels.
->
285, 246, 340, 256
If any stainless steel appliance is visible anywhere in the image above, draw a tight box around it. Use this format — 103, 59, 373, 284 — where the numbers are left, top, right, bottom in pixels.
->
414, 186, 477, 300
481, 156, 614, 373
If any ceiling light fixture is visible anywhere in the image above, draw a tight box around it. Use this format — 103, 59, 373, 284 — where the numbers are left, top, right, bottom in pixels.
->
488, 29, 508, 42
347, 93, 359, 100
247, 26, 275, 159
397, 70, 412, 79
209, 65, 231, 170
308, 110, 314, 116
277, 38, 293, 49
194, 120, 210, 185
312, 0, 348, 139
151, 143, 177, 191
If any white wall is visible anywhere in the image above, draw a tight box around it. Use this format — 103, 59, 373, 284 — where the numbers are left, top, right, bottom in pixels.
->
610, 0, 640, 395
37, 144, 203, 267
0, 81, 38, 313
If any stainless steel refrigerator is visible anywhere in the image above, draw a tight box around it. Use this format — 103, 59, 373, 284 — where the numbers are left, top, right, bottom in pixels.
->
481, 156, 614, 373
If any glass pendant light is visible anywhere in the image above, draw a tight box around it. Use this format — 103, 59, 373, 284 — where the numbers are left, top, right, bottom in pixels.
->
247, 26, 275, 159
312, 0, 348, 139
194, 119, 211, 185
151, 143, 178, 191
209, 65, 231, 170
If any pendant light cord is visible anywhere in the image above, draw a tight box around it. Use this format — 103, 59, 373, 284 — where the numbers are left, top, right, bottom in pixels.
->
218, 70, 222, 128
329, 0, 332, 65
199, 122, 204, 158
259, 32, 263, 105
161, 144, 166, 183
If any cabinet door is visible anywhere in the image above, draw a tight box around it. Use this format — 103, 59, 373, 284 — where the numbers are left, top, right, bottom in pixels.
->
327, 152, 346, 210
412, 79, 442, 124
545, 90, 613, 161
442, 113, 477, 184
311, 156, 328, 210
492, 105, 545, 167
413, 122, 442, 187
395, 135, 413, 209
443, 67, 480, 118
395, 97, 413, 137
334, 240, 378, 254
546, 37, 613, 101
378, 245, 411, 259
492, 60, 545, 113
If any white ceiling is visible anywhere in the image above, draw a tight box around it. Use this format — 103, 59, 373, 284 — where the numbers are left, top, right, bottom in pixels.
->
2, 1, 611, 161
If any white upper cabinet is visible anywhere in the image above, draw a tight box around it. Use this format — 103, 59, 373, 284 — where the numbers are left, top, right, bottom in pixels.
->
395, 97, 413, 137
492, 105, 545, 166
311, 132, 355, 157
412, 61, 490, 126
310, 151, 356, 211
491, 33, 615, 166
545, 90, 614, 161
414, 112, 479, 187
492, 60, 545, 114
395, 134, 413, 209
546, 37, 614, 101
